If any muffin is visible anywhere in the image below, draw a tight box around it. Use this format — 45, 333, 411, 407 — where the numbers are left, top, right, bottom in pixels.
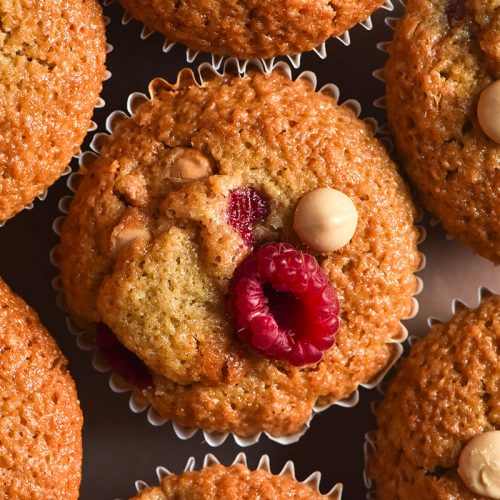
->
385, 0, 500, 262
130, 455, 341, 499
58, 66, 421, 439
367, 291, 500, 499
0, 278, 83, 499
119, 0, 386, 59
0, 0, 107, 223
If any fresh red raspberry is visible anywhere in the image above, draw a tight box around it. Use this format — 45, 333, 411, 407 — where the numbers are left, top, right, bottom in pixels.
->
445, 0, 466, 26
227, 188, 269, 244
228, 243, 340, 366
96, 323, 154, 390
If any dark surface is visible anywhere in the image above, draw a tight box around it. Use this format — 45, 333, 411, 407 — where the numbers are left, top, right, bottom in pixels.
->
1, 2, 499, 499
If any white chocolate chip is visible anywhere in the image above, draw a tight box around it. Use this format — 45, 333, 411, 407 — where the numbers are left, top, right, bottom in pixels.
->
170, 148, 213, 180
458, 431, 500, 499
293, 187, 358, 252
478, 80, 500, 144
110, 208, 151, 255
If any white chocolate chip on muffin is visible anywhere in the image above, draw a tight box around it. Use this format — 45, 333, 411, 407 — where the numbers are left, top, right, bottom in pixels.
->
458, 431, 500, 499
293, 187, 358, 252
170, 147, 213, 180
478, 81, 500, 144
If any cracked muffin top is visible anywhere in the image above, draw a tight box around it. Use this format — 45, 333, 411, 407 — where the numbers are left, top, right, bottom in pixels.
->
0, 0, 107, 223
0, 278, 82, 499
118, 0, 385, 59
58, 68, 420, 438
368, 292, 500, 499
385, 0, 500, 263
130, 462, 333, 499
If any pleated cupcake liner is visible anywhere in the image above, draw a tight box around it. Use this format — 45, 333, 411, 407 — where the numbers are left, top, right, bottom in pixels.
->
127, 452, 343, 499
102, 0, 394, 72
51, 57, 426, 447
362, 285, 499, 500
0, 18, 113, 229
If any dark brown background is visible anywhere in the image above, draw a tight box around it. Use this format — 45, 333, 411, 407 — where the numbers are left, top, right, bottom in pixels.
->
1, 2, 499, 498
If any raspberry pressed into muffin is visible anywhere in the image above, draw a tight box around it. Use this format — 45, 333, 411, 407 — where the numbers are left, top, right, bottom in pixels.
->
58, 66, 421, 438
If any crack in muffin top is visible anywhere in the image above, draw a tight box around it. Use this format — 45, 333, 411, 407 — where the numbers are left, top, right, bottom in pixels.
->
58, 68, 420, 437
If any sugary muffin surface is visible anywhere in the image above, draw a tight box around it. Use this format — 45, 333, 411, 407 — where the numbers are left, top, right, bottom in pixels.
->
0, 279, 83, 499
131, 463, 326, 500
118, 0, 384, 59
59, 68, 420, 437
0, 0, 106, 222
385, 0, 500, 262
368, 293, 500, 499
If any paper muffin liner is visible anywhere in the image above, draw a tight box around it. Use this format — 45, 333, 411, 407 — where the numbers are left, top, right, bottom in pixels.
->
129, 452, 343, 499
0, 19, 113, 229
102, 0, 394, 71
363, 285, 498, 500
51, 57, 426, 447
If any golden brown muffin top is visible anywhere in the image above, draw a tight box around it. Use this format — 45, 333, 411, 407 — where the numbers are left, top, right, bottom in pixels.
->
0, 278, 83, 500
131, 463, 330, 500
368, 292, 500, 499
385, 0, 500, 263
58, 68, 420, 437
0, 0, 107, 223
118, 0, 384, 59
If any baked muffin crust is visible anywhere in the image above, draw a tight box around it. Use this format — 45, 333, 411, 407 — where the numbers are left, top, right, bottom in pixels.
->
0, 279, 83, 499
59, 68, 420, 437
131, 463, 327, 499
368, 293, 500, 499
118, 0, 385, 59
0, 0, 107, 222
385, 0, 500, 262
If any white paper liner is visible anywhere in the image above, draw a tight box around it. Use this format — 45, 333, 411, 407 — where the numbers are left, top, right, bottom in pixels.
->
128, 452, 342, 499
51, 57, 426, 447
102, 0, 394, 71
363, 285, 499, 500
0, 19, 113, 229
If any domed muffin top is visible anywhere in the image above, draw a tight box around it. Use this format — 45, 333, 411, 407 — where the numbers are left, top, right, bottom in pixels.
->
59, 68, 420, 437
368, 293, 500, 499
385, 0, 500, 262
0, 0, 107, 222
0, 279, 83, 499
119, 0, 385, 59
131, 462, 334, 499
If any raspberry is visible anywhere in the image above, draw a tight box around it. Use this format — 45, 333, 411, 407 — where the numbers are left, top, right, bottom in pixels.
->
227, 188, 269, 244
445, 0, 466, 26
228, 243, 340, 366
96, 323, 153, 390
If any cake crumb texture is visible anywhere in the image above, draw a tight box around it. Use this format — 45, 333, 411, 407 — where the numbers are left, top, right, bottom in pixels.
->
118, 0, 384, 59
0, 278, 83, 499
385, 0, 500, 262
368, 293, 500, 499
0, 0, 106, 222
59, 69, 420, 437
131, 463, 327, 499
